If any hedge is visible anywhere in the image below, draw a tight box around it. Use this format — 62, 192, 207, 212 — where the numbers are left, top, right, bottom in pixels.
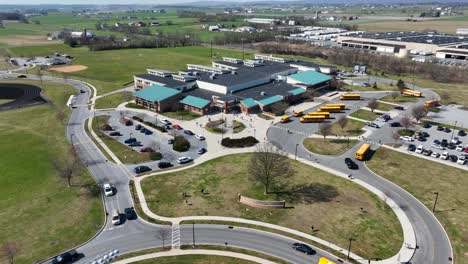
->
173, 135, 191, 152
131, 116, 167, 133
221, 136, 259, 148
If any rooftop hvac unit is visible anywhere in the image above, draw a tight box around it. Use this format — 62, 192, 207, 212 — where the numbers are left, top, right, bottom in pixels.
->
231, 71, 237, 75
426, 39, 433, 43
260, 91, 267, 96
209, 74, 216, 80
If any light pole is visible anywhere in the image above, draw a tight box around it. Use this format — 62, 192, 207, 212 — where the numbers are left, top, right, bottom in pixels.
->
295, 143, 299, 160
155, 114, 158, 126
347, 237, 355, 261
70, 133, 75, 145
129, 132, 134, 151
432, 192, 439, 212
450, 121, 457, 141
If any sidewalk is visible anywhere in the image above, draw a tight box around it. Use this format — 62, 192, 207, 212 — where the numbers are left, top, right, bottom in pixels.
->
113, 249, 278, 264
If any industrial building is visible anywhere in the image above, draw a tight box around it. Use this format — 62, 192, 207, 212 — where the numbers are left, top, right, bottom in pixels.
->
337, 31, 468, 62
132, 54, 333, 115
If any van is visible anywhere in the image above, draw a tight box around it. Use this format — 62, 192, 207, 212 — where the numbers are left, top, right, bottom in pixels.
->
111, 210, 121, 225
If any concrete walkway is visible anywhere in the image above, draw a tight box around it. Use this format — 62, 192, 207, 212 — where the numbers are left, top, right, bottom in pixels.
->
113, 249, 278, 264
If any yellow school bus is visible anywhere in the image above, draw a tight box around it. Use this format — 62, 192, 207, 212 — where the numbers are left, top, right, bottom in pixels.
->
324, 103, 346, 109
318, 257, 336, 264
293, 110, 303, 117
355, 143, 371, 161
300, 115, 326, 123
402, 88, 422, 97
280, 115, 290, 123
318, 106, 342, 113
340, 94, 361, 100
306, 111, 330, 118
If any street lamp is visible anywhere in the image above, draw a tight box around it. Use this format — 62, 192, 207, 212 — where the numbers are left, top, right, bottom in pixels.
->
155, 114, 158, 126
295, 143, 299, 160
70, 133, 75, 145
450, 121, 457, 141
432, 192, 439, 212
347, 238, 355, 261
129, 132, 134, 151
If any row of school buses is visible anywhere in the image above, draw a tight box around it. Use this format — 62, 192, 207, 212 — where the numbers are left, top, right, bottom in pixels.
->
280, 103, 347, 123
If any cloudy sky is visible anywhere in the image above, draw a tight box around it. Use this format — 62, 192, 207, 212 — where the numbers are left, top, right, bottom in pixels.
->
3, 0, 255, 4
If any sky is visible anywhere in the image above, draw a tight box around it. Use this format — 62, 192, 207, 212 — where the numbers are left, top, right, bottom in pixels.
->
0, 0, 251, 4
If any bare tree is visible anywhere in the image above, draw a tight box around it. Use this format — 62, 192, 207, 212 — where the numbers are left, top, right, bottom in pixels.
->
411, 105, 428, 123
1, 241, 18, 264
37, 68, 43, 84
396, 79, 406, 92
51, 147, 80, 188
55, 109, 66, 124
400, 116, 412, 130
390, 91, 399, 100
149, 140, 160, 152
337, 116, 348, 133
155, 228, 170, 249
248, 143, 294, 194
318, 123, 333, 141
367, 98, 379, 112
391, 131, 401, 147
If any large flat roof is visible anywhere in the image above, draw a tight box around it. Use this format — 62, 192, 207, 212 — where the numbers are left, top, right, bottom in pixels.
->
135, 73, 190, 87
232, 81, 301, 101
214, 60, 295, 76
180, 95, 211, 109
347, 31, 468, 46
288, 70, 332, 85
197, 68, 267, 87
134, 84, 181, 102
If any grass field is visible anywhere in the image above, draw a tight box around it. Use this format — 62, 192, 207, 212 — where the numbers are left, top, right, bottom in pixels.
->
366, 148, 468, 264
350, 109, 381, 121
375, 102, 395, 112
344, 83, 398, 92
95, 92, 133, 109
303, 138, 358, 155
141, 153, 402, 259
163, 111, 202, 121
379, 94, 419, 103
0, 80, 103, 264
327, 118, 366, 136
0, 99, 13, 104
132, 255, 255, 264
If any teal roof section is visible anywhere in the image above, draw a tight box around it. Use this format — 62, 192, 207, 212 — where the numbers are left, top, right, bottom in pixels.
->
134, 84, 180, 102
288, 87, 306, 95
258, 95, 283, 106
180, 95, 211, 109
288, 70, 332, 85
240, 98, 258, 108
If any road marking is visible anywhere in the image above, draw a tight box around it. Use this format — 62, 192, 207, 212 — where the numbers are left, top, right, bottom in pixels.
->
172, 224, 181, 249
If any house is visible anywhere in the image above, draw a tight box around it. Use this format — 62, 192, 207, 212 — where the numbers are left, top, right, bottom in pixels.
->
133, 85, 181, 112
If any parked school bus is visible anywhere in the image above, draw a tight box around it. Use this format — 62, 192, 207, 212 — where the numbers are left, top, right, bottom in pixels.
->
306, 111, 330, 118
340, 94, 361, 100
424, 100, 440, 108
300, 115, 326, 123
355, 143, 371, 161
325, 103, 346, 109
318, 106, 342, 113
401, 89, 422, 97
280, 115, 290, 123
318, 257, 336, 264
293, 110, 303, 117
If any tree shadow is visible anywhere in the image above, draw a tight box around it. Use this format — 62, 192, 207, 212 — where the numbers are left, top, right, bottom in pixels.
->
273, 183, 339, 204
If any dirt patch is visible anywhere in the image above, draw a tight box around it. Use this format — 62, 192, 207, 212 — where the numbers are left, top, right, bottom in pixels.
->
51, 65, 88, 72
0, 35, 60, 46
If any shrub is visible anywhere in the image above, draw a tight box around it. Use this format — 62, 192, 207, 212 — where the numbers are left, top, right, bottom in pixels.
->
127, 103, 146, 109
173, 135, 191, 152
149, 152, 163, 161
221, 136, 259, 148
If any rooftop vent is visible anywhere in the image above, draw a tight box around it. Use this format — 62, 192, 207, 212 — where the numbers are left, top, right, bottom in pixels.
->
426, 39, 433, 43
209, 74, 216, 80
231, 71, 237, 75
260, 91, 267, 96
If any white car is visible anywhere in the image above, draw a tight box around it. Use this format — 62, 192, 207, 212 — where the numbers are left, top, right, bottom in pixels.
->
160, 119, 171, 125
111, 210, 121, 225
451, 137, 460, 144
430, 143, 445, 150
415, 145, 424, 154
431, 152, 440, 158
440, 152, 449, 160
456, 145, 464, 152
399, 136, 413, 142
195, 134, 205, 141
457, 156, 466, 165
177, 156, 193, 164
103, 183, 113, 197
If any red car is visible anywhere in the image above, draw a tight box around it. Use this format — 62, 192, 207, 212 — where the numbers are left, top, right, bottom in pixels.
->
464, 147, 468, 153
172, 124, 183, 130
140, 147, 154, 153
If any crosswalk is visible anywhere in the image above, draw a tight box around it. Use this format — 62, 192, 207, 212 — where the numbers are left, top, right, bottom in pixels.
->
272, 125, 311, 137
172, 223, 181, 249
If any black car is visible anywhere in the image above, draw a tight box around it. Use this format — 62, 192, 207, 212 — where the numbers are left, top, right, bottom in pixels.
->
437, 126, 444, 131
423, 123, 432, 129
144, 130, 153, 135
80, 89, 86, 93
197, 148, 207, 155
421, 131, 430, 138
441, 139, 448, 147
135, 124, 142, 130
158, 162, 173, 169
407, 144, 416, 151
416, 136, 426, 142
128, 141, 142, 147
140, 127, 147, 133
168, 139, 174, 144
394, 106, 405, 110
447, 143, 456, 150
124, 207, 136, 220
449, 155, 458, 162
423, 149, 432, 156
344, 158, 358, 169
124, 138, 137, 144
390, 122, 401, 127
458, 130, 466, 137
292, 243, 315, 255
135, 165, 152, 174
444, 127, 451, 133
17, 74, 27, 78
184, 130, 194, 135
52, 250, 78, 264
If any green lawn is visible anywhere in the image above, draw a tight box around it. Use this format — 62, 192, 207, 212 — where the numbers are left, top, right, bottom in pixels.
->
0, 99, 13, 104
163, 110, 202, 121
257, 113, 274, 120
304, 138, 358, 155
233, 120, 246, 133
344, 83, 398, 92
95, 92, 133, 109
375, 102, 395, 112
141, 153, 402, 259
328, 118, 366, 136
350, 109, 381, 121
379, 94, 419, 103
0, 80, 103, 264
367, 148, 468, 264
133, 255, 255, 264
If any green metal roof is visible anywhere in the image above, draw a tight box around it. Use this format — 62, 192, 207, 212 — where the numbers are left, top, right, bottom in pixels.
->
134, 84, 180, 102
288, 87, 306, 95
258, 95, 283, 106
288, 70, 332, 85
240, 98, 258, 108
180, 95, 211, 109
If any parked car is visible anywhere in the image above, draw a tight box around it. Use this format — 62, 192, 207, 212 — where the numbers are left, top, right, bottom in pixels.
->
440, 152, 449, 160
430, 143, 444, 150
124, 120, 133, 126
423, 149, 433, 156
421, 131, 430, 138
160, 119, 172, 125
344, 157, 358, 169
449, 155, 458, 162
124, 207, 136, 220
164, 125, 171, 130
140, 127, 147, 133
441, 139, 448, 147
172, 124, 183, 130
400, 136, 413, 142
140, 147, 154, 153
111, 209, 121, 225
380, 114, 391, 122
168, 139, 174, 144
184, 130, 194, 135
390, 122, 401, 127
17, 74, 27, 78
444, 127, 452, 133
197, 148, 207, 155
407, 144, 416, 151
447, 143, 456, 150
394, 106, 405, 110
423, 123, 432, 129
177, 156, 193, 164
465, 147, 468, 153
134, 165, 152, 174
456, 145, 464, 152
451, 137, 460, 144
416, 135, 426, 142
103, 183, 113, 197
292, 243, 315, 255
415, 145, 424, 154
52, 250, 78, 264
144, 129, 153, 135
128, 141, 142, 147
158, 162, 173, 169
457, 156, 466, 165
431, 152, 440, 158
437, 126, 444, 131
135, 124, 142, 130
458, 130, 467, 136
366, 122, 380, 128
195, 134, 205, 141
124, 138, 137, 144
80, 89, 85, 93
432, 139, 441, 145
109, 131, 122, 136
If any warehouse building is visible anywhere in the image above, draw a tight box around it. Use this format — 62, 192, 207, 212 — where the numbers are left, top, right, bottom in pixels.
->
134, 69, 197, 91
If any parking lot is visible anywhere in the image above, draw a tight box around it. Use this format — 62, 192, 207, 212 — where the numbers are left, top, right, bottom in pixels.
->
101, 111, 207, 174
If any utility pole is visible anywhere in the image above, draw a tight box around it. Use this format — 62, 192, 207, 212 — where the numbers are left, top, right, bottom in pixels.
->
347, 238, 355, 261
295, 143, 299, 160
432, 192, 439, 212
129, 132, 134, 151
